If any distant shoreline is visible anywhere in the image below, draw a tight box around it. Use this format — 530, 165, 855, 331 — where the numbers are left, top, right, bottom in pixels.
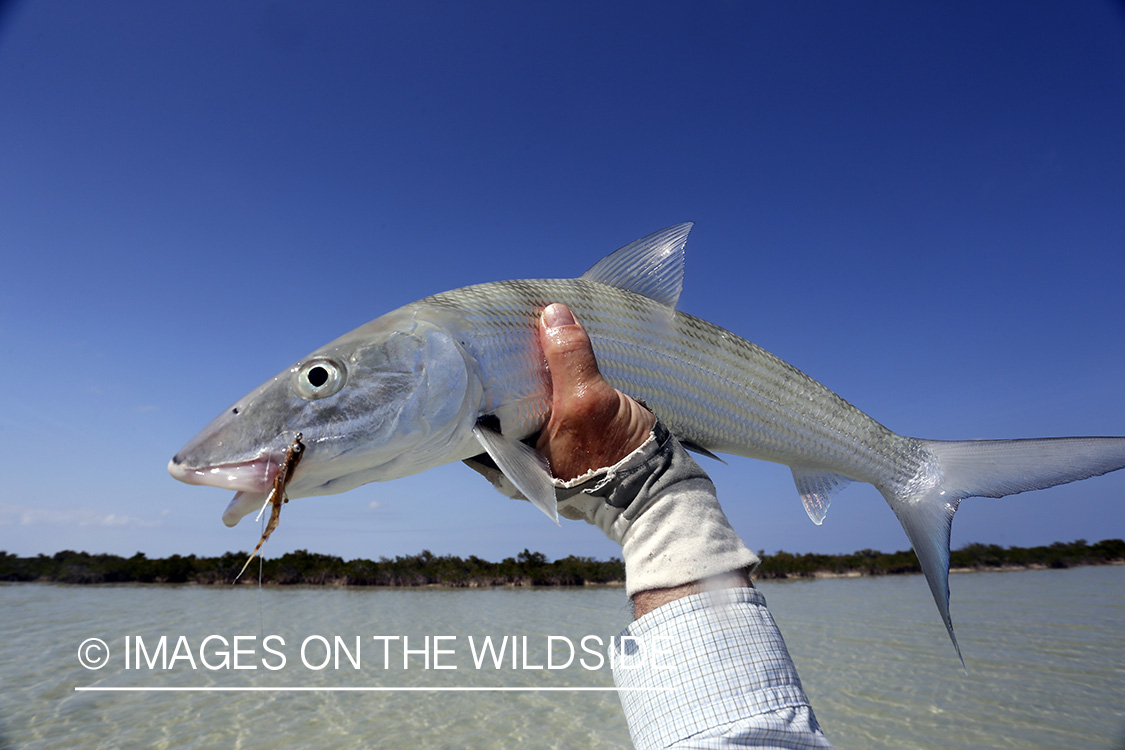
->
2, 539, 1121, 587
781, 558, 1125, 581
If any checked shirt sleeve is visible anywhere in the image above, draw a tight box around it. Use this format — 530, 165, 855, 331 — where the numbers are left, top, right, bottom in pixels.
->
612, 588, 833, 750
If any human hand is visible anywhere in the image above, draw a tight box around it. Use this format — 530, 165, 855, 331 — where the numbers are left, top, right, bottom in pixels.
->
533, 303, 758, 606
463, 302, 756, 604
535, 303, 655, 481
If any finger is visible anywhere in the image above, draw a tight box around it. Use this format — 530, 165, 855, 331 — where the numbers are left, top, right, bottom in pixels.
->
537, 303, 654, 480
539, 303, 609, 407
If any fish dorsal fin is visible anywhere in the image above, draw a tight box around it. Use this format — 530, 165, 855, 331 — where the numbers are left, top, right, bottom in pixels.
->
791, 467, 853, 525
581, 222, 693, 309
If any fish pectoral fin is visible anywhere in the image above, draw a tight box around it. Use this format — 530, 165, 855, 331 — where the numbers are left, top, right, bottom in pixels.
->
472, 421, 559, 525
791, 467, 853, 525
581, 222, 692, 309
462, 454, 530, 501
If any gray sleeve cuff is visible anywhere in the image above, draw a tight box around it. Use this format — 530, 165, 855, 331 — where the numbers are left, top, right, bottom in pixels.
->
554, 420, 713, 518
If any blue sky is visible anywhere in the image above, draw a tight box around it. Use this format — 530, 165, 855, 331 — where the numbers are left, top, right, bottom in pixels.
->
2, 0, 1123, 565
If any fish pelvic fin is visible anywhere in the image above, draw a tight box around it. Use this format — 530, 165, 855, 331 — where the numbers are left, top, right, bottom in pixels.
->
472, 419, 559, 524
886, 435, 1125, 671
581, 222, 692, 309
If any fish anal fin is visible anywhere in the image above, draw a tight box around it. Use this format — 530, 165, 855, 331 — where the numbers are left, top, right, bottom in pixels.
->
791, 467, 853, 525
581, 223, 692, 309
472, 420, 559, 524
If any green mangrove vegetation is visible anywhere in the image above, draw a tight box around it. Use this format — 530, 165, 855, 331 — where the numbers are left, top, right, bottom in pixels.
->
755, 538, 1124, 579
1, 539, 1121, 587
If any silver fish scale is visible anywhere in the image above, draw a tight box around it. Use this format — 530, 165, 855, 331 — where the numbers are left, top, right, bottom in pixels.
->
416, 277, 925, 490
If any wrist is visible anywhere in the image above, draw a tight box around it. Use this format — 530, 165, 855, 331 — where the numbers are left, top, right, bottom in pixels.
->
631, 569, 753, 619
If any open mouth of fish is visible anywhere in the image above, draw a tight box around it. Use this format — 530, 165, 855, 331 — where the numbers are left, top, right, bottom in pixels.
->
169, 435, 306, 529
166, 456, 280, 494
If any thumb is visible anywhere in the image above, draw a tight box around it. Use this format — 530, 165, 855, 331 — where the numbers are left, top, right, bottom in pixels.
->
537, 303, 654, 481
539, 303, 609, 405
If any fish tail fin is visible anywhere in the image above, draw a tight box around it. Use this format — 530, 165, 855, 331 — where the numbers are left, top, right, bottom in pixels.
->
883, 436, 1125, 671
881, 482, 965, 670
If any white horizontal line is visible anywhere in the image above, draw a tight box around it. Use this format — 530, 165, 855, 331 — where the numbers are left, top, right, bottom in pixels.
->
74, 686, 671, 693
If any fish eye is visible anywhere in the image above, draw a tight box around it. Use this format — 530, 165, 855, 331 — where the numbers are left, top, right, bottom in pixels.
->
292, 357, 346, 400
308, 366, 329, 387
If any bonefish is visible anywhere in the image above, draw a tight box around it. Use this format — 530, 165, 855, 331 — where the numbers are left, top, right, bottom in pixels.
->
169, 223, 1125, 665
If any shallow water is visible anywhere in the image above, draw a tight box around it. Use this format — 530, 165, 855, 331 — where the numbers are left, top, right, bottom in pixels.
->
767, 566, 1125, 750
2, 566, 1122, 749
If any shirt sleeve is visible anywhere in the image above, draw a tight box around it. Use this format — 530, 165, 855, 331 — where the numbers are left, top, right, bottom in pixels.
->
612, 587, 834, 749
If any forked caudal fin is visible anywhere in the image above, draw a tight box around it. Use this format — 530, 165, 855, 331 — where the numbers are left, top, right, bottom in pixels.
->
886, 436, 1125, 671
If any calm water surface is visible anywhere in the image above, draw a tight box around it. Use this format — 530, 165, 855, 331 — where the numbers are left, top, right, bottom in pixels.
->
2, 566, 1122, 749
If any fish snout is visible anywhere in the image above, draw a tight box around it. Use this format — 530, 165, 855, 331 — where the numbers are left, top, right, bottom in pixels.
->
167, 454, 279, 494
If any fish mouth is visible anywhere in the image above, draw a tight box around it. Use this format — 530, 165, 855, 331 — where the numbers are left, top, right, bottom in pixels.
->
167, 456, 279, 494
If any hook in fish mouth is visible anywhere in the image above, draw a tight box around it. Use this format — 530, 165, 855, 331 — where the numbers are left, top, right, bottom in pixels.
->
169, 433, 307, 528
168, 430, 304, 494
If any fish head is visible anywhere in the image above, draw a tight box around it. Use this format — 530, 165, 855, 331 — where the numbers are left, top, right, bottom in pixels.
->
169, 310, 483, 526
